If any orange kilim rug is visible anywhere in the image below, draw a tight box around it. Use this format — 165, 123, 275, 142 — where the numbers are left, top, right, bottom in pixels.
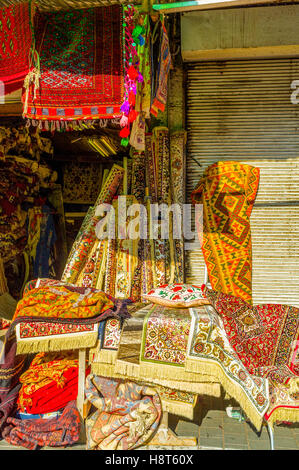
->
191, 161, 260, 304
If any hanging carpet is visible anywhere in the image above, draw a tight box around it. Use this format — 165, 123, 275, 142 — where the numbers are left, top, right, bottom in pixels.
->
0, 2, 32, 95
23, 5, 125, 123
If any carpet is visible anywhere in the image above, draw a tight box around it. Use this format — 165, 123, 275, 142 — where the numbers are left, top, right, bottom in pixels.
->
4, 400, 80, 450
0, 1, 33, 95
12, 284, 114, 321
85, 374, 162, 450
150, 24, 172, 117
202, 286, 299, 386
62, 162, 102, 204
61, 164, 124, 284
15, 321, 98, 354
186, 305, 270, 432
91, 304, 221, 415
265, 379, 299, 427
0, 337, 26, 438
191, 161, 260, 304
23, 5, 125, 123
170, 130, 186, 283
140, 304, 191, 371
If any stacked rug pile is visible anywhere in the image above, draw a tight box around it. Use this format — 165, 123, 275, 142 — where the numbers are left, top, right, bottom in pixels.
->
3, 352, 84, 450
0, 277, 132, 449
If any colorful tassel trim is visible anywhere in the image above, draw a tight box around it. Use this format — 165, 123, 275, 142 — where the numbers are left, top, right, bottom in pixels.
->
119, 5, 146, 146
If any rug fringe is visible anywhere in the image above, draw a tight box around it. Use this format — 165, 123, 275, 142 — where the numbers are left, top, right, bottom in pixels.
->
89, 348, 118, 365
138, 361, 218, 384
186, 357, 265, 432
161, 398, 197, 420
91, 359, 221, 397
16, 332, 98, 355
267, 408, 299, 428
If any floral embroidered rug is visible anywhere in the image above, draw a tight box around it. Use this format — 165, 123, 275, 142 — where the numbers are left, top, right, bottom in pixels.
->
202, 286, 299, 387
202, 285, 299, 426
186, 305, 270, 431
140, 304, 191, 371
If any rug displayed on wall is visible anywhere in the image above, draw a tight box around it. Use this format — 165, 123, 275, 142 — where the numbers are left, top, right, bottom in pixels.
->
23, 5, 124, 122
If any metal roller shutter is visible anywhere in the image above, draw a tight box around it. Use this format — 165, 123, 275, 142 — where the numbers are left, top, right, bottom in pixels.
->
185, 58, 299, 306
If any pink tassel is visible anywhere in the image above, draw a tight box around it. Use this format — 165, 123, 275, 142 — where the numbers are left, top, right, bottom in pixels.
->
120, 115, 129, 127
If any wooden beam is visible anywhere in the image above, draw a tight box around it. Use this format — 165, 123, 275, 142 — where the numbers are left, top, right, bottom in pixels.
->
0, 103, 22, 117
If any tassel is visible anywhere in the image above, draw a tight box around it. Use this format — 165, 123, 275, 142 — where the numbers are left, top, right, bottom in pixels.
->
120, 115, 129, 127
129, 92, 136, 106
128, 109, 138, 123
121, 101, 130, 114
121, 137, 129, 147
22, 68, 41, 117
120, 127, 130, 138
128, 65, 139, 80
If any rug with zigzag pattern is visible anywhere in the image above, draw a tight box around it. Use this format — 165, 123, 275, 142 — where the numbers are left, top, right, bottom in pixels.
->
191, 161, 260, 304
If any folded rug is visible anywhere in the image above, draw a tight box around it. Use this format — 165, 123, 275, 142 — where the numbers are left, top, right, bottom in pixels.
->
5, 281, 131, 349
17, 351, 78, 407
85, 374, 162, 450
13, 284, 114, 321
17, 352, 90, 414
3, 400, 81, 449
0, 337, 26, 438
0, 2, 32, 95
15, 321, 99, 355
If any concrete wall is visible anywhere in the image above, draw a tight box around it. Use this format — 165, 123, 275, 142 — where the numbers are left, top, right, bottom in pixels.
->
181, 4, 299, 61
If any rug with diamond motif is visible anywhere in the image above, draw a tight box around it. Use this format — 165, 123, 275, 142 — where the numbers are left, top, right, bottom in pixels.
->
23, 5, 124, 123
191, 161, 260, 304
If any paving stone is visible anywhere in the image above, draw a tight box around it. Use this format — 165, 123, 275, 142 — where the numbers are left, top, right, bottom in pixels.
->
224, 445, 249, 450
223, 423, 246, 432
200, 428, 223, 439
200, 438, 224, 449
272, 437, 298, 448
175, 421, 200, 436
248, 440, 272, 450
224, 433, 248, 445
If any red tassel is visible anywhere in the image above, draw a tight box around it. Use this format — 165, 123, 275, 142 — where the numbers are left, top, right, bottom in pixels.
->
128, 109, 138, 123
128, 65, 139, 80
119, 126, 130, 138
129, 92, 136, 106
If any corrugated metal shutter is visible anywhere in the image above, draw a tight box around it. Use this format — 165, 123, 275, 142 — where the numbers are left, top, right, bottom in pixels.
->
185, 58, 299, 306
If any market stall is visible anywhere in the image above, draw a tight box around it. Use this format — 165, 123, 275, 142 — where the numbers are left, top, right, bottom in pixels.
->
0, 0, 298, 452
